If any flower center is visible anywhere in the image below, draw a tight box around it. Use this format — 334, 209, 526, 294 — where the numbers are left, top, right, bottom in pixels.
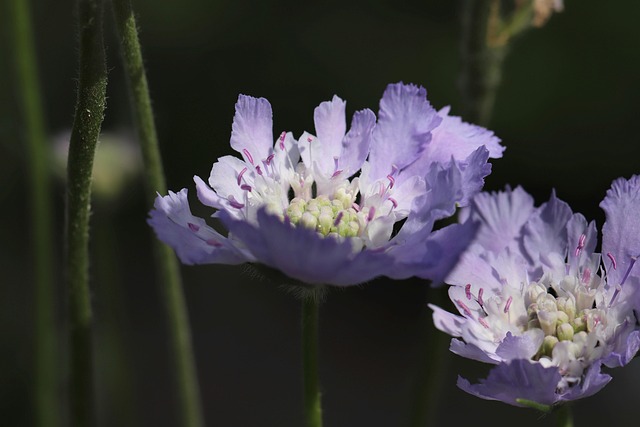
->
523, 281, 604, 360
285, 194, 366, 238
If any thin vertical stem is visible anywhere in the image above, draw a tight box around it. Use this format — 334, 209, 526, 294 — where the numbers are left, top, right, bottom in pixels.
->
302, 298, 323, 427
109, 1, 204, 426
66, 0, 108, 424
408, 287, 450, 427
6, 0, 57, 426
557, 405, 574, 427
459, 0, 507, 127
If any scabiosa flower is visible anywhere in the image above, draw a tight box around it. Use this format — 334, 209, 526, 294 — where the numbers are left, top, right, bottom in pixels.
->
148, 82, 503, 286
430, 177, 640, 408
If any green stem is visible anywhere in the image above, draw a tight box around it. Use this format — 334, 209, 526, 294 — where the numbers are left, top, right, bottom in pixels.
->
459, 0, 507, 127
6, 0, 57, 426
66, 0, 108, 425
109, 2, 204, 426
557, 405, 574, 427
302, 298, 323, 427
408, 286, 450, 427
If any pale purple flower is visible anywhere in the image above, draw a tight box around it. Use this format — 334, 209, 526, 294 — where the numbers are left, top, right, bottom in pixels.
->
148, 82, 502, 286
430, 176, 640, 408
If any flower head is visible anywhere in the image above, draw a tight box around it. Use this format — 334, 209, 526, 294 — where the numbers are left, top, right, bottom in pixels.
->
148, 83, 502, 286
431, 177, 640, 408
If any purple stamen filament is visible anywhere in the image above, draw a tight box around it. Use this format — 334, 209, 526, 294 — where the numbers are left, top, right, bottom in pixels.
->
610, 256, 638, 306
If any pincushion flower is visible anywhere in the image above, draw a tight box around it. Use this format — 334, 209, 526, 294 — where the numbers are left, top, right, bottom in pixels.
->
148, 82, 503, 286
430, 177, 640, 408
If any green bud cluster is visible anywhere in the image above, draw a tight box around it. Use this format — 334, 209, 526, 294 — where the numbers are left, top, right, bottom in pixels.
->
525, 283, 601, 359
285, 194, 362, 238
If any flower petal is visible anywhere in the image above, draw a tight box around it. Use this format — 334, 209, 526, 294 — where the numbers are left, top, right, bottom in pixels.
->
218, 208, 362, 285
147, 189, 248, 265
426, 106, 504, 162
457, 360, 562, 407
558, 362, 611, 402
495, 330, 544, 361
463, 186, 535, 255
368, 82, 441, 181
230, 95, 274, 164
522, 191, 573, 265
600, 175, 640, 287
338, 108, 376, 177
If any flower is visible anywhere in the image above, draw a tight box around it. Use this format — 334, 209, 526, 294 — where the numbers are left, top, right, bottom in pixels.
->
430, 177, 640, 408
148, 82, 503, 286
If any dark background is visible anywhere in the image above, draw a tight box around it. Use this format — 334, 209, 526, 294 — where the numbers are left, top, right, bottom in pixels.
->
2, 0, 640, 426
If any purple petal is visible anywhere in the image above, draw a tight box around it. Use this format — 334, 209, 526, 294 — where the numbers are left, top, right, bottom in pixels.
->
495, 330, 544, 361
602, 329, 640, 368
558, 362, 611, 402
395, 162, 462, 241
522, 191, 573, 265
393, 220, 479, 284
457, 360, 562, 407
218, 208, 360, 285
430, 304, 465, 336
427, 106, 504, 162
600, 175, 640, 287
147, 189, 247, 265
368, 82, 441, 181
230, 95, 274, 165
338, 108, 376, 177
454, 146, 492, 207
450, 339, 499, 364
464, 186, 535, 255
299, 96, 347, 178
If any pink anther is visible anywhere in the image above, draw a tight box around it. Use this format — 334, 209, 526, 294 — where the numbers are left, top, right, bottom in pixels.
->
388, 197, 398, 209
465, 284, 472, 300
477, 288, 484, 306
237, 167, 248, 186
333, 211, 344, 226
332, 169, 343, 178
575, 234, 586, 257
240, 184, 252, 192
228, 196, 245, 209
255, 165, 263, 176
455, 300, 474, 318
206, 238, 223, 247
265, 154, 275, 165
386, 174, 395, 189
478, 318, 490, 329
307, 136, 313, 143
188, 223, 200, 232
367, 206, 376, 222
582, 268, 591, 284
279, 132, 286, 150
352, 203, 361, 212
503, 296, 513, 313
607, 252, 617, 270
242, 149, 254, 165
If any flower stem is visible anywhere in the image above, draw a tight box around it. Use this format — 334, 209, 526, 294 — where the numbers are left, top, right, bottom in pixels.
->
557, 405, 574, 427
6, 0, 57, 425
66, 0, 108, 424
109, 2, 204, 426
408, 286, 450, 427
302, 297, 323, 427
459, 0, 506, 127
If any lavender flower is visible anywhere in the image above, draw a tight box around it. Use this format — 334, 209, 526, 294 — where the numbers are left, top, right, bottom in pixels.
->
148, 82, 502, 286
430, 177, 640, 408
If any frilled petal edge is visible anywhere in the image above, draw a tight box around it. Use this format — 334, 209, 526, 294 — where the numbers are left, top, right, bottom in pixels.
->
457, 360, 562, 407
